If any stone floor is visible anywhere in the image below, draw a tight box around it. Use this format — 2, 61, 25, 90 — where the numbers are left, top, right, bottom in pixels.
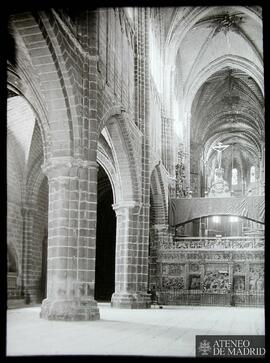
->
6, 303, 265, 356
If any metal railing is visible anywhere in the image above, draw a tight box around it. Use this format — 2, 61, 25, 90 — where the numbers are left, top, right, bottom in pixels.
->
158, 289, 264, 307
7, 273, 20, 299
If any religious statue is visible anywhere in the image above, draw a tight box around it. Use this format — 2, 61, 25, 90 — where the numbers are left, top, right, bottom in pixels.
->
212, 142, 229, 169
256, 276, 264, 291
249, 277, 256, 291
189, 274, 200, 289
208, 142, 231, 197
234, 276, 245, 291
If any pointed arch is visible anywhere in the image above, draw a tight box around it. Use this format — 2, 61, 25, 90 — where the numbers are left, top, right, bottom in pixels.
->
99, 107, 142, 202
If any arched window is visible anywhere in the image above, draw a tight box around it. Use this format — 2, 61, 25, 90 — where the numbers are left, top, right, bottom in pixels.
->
250, 166, 256, 183
232, 168, 238, 185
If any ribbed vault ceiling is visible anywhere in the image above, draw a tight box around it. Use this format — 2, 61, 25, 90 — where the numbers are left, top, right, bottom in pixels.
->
170, 6, 263, 91
191, 66, 264, 165
164, 6, 264, 175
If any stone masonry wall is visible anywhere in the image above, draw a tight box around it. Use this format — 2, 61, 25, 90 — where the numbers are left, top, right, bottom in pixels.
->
29, 178, 48, 302
7, 116, 25, 291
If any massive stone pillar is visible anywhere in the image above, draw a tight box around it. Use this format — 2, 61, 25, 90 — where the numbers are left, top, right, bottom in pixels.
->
40, 158, 100, 320
21, 202, 37, 302
111, 201, 150, 308
138, 202, 151, 300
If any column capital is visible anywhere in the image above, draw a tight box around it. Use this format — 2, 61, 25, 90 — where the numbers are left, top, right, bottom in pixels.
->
112, 201, 141, 216
42, 157, 98, 179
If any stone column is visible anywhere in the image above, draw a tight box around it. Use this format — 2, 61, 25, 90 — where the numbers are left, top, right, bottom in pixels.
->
40, 158, 100, 320
21, 202, 38, 302
111, 201, 150, 308
137, 202, 151, 299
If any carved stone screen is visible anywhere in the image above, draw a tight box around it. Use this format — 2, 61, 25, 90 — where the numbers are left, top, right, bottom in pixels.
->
156, 235, 264, 307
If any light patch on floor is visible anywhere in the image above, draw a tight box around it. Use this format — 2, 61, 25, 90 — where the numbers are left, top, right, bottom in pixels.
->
6, 303, 265, 356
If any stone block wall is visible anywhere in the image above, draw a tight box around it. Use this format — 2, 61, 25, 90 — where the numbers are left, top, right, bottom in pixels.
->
97, 8, 135, 126
7, 203, 23, 279
149, 79, 162, 158
7, 102, 26, 292
29, 178, 48, 302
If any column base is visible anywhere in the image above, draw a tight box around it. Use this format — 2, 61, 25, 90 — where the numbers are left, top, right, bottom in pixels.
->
111, 292, 151, 309
40, 298, 100, 321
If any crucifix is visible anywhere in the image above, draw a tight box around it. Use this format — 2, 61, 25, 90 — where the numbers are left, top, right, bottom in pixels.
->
213, 142, 229, 169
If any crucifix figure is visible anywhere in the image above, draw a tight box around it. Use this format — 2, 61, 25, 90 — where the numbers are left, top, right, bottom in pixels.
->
213, 142, 229, 169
